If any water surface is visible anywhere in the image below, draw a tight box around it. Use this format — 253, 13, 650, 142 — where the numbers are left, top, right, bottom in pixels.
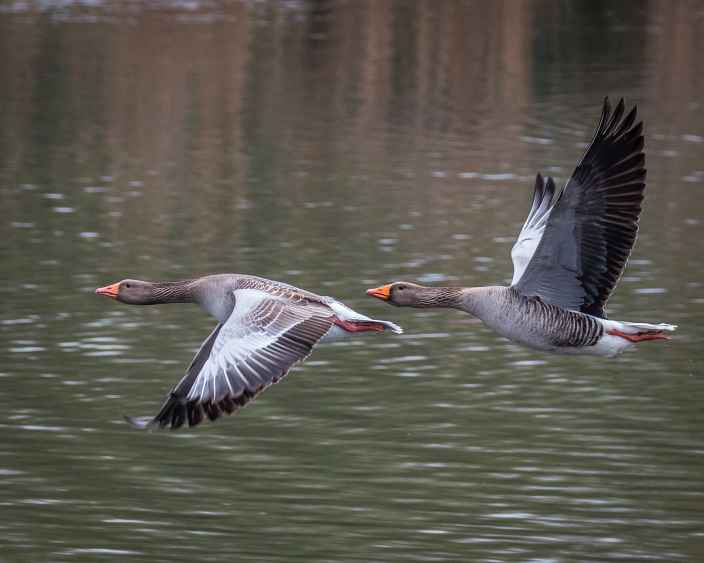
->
1, 1, 703, 561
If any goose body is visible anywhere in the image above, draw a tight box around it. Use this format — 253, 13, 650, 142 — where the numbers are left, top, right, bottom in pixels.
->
367, 98, 676, 357
96, 274, 402, 429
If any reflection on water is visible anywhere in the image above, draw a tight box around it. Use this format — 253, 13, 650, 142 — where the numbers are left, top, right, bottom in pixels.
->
1, 1, 703, 561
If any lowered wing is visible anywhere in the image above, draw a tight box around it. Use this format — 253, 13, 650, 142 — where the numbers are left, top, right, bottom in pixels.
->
128, 288, 334, 429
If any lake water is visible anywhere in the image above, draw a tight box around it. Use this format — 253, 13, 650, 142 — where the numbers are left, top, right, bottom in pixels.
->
1, 1, 703, 561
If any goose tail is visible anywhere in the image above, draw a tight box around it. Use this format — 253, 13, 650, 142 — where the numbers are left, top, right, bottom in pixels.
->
376, 319, 403, 334
605, 320, 677, 343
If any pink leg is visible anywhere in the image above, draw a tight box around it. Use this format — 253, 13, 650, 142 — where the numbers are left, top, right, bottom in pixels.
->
608, 328, 670, 342
332, 318, 386, 333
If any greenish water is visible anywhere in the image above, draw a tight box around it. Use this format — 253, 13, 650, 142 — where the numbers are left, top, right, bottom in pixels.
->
1, 1, 703, 561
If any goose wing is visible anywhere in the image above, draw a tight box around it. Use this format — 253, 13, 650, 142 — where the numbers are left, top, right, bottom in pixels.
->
127, 288, 334, 429
125, 322, 224, 429
510, 173, 558, 285
512, 98, 646, 318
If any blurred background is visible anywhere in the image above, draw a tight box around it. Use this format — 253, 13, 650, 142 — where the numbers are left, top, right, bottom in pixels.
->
1, 1, 703, 561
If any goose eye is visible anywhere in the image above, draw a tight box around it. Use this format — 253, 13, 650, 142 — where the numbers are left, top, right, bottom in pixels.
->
124, 283, 131, 289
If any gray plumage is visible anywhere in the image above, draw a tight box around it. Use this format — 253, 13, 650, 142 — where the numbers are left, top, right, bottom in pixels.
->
96, 274, 402, 429
367, 98, 676, 356
513, 98, 645, 318
461, 287, 604, 352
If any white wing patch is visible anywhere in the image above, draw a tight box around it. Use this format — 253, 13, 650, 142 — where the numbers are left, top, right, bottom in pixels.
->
131, 281, 404, 430
511, 226, 547, 285
185, 288, 333, 404
510, 174, 558, 285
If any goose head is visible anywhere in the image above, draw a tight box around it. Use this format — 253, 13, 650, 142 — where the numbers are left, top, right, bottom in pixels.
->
96, 279, 160, 304
366, 282, 433, 307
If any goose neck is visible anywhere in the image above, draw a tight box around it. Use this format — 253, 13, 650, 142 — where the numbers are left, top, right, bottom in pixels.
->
150, 280, 198, 304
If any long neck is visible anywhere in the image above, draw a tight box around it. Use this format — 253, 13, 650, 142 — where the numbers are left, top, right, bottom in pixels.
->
148, 280, 198, 304
410, 286, 467, 309
410, 286, 503, 318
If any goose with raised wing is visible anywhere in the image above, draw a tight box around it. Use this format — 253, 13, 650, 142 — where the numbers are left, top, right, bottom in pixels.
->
96, 274, 402, 429
367, 98, 675, 357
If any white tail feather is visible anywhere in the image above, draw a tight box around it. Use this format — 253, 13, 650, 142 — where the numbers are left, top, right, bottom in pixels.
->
377, 320, 403, 334
325, 299, 403, 334
619, 321, 677, 333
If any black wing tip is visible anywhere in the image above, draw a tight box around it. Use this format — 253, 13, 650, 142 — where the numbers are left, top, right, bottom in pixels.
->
525, 173, 558, 227
599, 96, 641, 137
124, 393, 254, 431
124, 393, 199, 431
123, 405, 205, 431
601, 96, 611, 124
123, 411, 203, 431
531, 172, 544, 203
602, 96, 625, 110
532, 172, 557, 196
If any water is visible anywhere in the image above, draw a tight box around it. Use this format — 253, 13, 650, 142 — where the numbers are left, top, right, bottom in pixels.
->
1, 1, 703, 561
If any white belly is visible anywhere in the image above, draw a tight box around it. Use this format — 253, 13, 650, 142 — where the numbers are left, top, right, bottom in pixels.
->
549, 334, 633, 357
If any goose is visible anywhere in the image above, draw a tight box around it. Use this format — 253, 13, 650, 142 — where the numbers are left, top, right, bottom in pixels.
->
367, 98, 676, 357
95, 274, 402, 429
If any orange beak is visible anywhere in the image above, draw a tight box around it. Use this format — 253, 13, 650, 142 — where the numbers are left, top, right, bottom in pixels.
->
366, 284, 392, 301
95, 282, 120, 299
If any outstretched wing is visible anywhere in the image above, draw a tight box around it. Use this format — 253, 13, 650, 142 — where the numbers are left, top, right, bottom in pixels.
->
128, 288, 334, 430
512, 97, 646, 318
124, 323, 224, 430
510, 173, 558, 285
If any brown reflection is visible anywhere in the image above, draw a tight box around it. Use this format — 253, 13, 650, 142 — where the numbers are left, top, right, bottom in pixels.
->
0, 1, 535, 253
646, 0, 704, 117
0, 0, 702, 282
100, 5, 251, 262
643, 0, 704, 293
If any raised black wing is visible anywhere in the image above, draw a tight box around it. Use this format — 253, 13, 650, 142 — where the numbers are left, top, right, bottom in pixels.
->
513, 97, 646, 318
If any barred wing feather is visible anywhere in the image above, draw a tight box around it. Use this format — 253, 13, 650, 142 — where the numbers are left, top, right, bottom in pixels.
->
128, 289, 333, 429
